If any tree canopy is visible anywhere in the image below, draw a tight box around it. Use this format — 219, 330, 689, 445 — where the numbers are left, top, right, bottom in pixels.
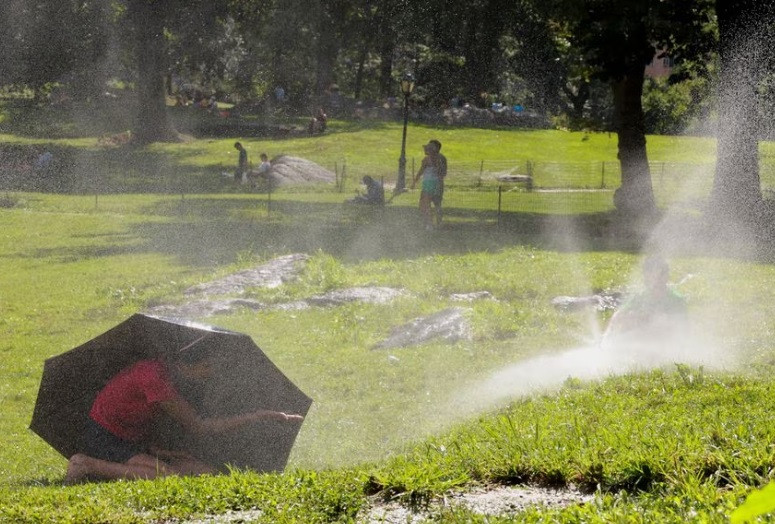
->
1, 0, 774, 221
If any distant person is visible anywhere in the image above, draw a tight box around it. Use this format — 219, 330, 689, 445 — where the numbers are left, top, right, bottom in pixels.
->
257, 153, 271, 175
411, 140, 447, 230
602, 256, 688, 349
34, 150, 54, 172
274, 85, 286, 103
247, 153, 272, 187
308, 108, 327, 135
348, 176, 385, 205
234, 142, 248, 183
65, 342, 303, 484
429, 140, 447, 225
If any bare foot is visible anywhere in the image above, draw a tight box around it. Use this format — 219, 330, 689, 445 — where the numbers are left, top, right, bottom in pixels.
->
64, 454, 89, 485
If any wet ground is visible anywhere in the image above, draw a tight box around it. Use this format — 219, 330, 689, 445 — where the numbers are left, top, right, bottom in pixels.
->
176, 484, 593, 523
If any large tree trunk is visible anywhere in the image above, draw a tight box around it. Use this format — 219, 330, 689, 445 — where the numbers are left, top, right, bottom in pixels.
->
353, 45, 368, 100
377, 25, 394, 98
128, 0, 178, 144
710, 0, 768, 217
314, 4, 340, 102
611, 66, 656, 217
462, 0, 505, 106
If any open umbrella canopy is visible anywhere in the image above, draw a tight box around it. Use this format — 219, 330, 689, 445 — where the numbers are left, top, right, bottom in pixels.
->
30, 314, 312, 473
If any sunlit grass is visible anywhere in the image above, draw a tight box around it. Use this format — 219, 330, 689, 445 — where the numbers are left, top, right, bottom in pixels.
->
1, 155, 775, 520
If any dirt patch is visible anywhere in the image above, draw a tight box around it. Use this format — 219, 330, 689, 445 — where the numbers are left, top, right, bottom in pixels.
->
361, 485, 593, 523
171, 485, 592, 523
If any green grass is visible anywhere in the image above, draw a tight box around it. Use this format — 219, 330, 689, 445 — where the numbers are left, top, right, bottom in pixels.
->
2, 114, 768, 193
4, 116, 775, 210
2, 189, 775, 522
3, 119, 775, 521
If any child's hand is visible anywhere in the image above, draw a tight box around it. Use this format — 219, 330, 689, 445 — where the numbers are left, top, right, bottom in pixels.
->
278, 412, 304, 422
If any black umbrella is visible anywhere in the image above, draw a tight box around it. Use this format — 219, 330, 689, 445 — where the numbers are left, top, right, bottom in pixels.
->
30, 313, 312, 473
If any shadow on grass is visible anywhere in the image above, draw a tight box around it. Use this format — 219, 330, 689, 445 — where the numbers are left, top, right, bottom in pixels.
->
0, 141, 225, 194
0, 98, 131, 139
14, 476, 63, 488
13, 189, 774, 267
131, 195, 775, 266
116, 195, 644, 267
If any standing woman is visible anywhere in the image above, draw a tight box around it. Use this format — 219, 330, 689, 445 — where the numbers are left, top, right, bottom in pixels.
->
412, 140, 445, 229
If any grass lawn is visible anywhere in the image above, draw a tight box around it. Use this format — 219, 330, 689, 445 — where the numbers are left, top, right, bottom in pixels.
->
2, 121, 775, 521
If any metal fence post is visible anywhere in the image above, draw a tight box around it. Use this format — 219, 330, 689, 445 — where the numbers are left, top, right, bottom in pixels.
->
601, 161, 606, 189
497, 184, 502, 227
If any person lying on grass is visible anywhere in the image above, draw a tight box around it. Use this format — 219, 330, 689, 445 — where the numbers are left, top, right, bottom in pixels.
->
602, 255, 688, 350
65, 342, 303, 484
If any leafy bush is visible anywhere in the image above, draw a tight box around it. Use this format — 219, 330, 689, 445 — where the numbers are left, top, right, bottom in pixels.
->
643, 76, 712, 135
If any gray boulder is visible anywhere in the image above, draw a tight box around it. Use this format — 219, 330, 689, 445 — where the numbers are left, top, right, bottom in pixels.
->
374, 307, 472, 350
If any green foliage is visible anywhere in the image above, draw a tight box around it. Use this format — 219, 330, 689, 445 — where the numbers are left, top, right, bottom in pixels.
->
731, 482, 775, 524
643, 77, 712, 135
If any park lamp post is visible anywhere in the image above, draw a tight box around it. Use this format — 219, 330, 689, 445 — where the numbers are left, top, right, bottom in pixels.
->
395, 72, 415, 193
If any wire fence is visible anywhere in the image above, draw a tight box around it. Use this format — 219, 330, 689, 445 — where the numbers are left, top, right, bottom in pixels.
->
5, 151, 775, 220
330, 159, 742, 217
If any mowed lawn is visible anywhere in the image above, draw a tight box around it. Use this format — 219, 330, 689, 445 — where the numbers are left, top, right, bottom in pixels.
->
3, 126, 775, 521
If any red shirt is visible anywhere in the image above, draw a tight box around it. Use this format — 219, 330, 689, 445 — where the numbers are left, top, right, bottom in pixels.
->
90, 359, 180, 442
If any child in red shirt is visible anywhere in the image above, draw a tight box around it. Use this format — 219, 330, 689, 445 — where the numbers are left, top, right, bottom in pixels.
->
66, 344, 303, 484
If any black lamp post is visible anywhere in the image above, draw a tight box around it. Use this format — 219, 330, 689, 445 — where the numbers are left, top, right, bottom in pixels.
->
395, 73, 415, 193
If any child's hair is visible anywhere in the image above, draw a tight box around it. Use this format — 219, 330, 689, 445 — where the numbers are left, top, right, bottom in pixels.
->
260, 153, 268, 160
234, 142, 242, 149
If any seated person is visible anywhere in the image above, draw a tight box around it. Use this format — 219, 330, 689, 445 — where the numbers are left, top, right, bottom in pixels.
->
308, 108, 328, 135
602, 255, 688, 351
65, 341, 302, 484
256, 153, 271, 176
348, 175, 385, 205
246, 153, 272, 187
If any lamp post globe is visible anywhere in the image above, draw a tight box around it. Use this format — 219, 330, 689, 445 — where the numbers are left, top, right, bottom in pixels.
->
396, 73, 415, 193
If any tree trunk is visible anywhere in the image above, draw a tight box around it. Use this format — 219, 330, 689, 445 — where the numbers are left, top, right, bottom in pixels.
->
611, 67, 656, 216
128, 0, 178, 144
353, 36, 371, 100
377, 29, 394, 98
562, 80, 590, 126
462, 0, 507, 106
710, 0, 767, 217
315, 9, 339, 101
